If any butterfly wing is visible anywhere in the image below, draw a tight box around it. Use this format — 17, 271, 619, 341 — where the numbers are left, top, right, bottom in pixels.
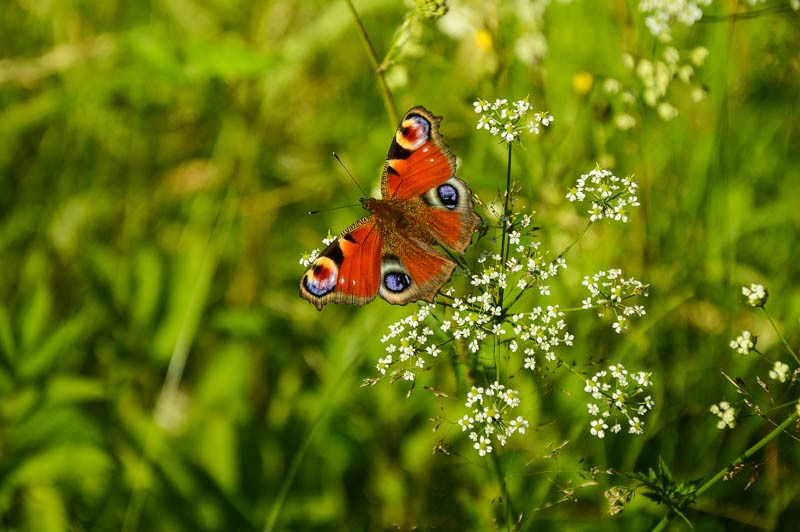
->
369, 107, 481, 305
381, 106, 455, 199
377, 236, 456, 306
299, 217, 383, 310
300, 106, 480, 310
382, 106, 481, 253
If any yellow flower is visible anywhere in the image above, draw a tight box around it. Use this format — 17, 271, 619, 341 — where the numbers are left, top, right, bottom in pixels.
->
475, 28, 493, 51
572, 72, 594, 96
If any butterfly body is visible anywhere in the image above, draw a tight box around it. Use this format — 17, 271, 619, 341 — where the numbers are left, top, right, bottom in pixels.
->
300, 107, 480, 310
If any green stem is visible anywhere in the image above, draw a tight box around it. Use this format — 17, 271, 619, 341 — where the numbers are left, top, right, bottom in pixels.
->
498, 142, 513, 313
344, 0, 398, 126
380, 13, 415, 72
490, 451, 514, 530
761, 307, 800, 365
557, 220, 593, 260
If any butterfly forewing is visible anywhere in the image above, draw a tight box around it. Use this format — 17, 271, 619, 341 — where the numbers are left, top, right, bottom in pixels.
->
382, 107, 456, 199
299, 218, 382, 310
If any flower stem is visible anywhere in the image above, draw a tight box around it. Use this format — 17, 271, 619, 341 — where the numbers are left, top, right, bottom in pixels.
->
490, 451, 515, 530
344, 0, 398, 126
761, 307, 800, 365
498, 142, 513, 313
557, 220, 593, 260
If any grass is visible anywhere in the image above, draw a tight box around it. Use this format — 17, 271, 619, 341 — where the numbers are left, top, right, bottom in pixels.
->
1, 0, 799, 530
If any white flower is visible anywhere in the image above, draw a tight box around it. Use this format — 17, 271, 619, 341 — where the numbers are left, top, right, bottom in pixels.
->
473, 97, 553, 144
730, 331, 755, 355
462, 382, 528, 457
769, 361, 790, 383
567, 167, 640, 224
582, 269, 648, 333
475, 435, 493, 456
742, 283, 768, 307
584, 364, 654, 438
590, 418, 608, 438
639, 0, 712, 40
710, 401, 737, 430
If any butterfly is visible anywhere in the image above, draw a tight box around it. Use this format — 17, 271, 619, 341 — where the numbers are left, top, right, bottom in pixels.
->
300, 107, 481, 311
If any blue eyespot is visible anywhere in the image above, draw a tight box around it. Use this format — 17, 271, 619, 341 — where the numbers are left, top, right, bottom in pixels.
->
384, 271, 412, 293
438, 184, 458, 209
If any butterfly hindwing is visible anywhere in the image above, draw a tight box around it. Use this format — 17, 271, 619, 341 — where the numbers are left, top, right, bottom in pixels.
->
421, 175, 481, 253
378, 238, 456, 305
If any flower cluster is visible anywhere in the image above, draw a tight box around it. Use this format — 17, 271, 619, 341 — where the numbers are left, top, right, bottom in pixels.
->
473, 97, 554, 143
742, 283, 768, 308
376, 304, 440, 382
638, 0, 712, 40
566, 166, 640, 223
512, 305, 574, 369
769, 361, 790, 383
458, 382, 529, 456
584, 364, 655, 438
730, 330, 755, 356
710, 401, 737, 430
376, 254, 571, 382
713, 283, 800, 432
582, 269, 649, 333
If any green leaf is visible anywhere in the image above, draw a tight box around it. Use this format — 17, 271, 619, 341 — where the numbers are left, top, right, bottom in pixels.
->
131, 247, 164, 327
8, 444, 112, 487
18, 307, 98, 380
0, 304, 15, 367
45, 375, 107, 404
20, 282, 52, 351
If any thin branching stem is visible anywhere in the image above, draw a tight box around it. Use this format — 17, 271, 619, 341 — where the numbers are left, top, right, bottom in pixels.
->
498, 142, 513, 313
490, 452, 514, 531
557, 221, 593, 260
344, 0, 398, 126
761, 307, 800, 365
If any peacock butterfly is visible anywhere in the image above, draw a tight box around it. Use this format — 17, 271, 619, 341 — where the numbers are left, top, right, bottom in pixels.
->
300, 106, 481, 311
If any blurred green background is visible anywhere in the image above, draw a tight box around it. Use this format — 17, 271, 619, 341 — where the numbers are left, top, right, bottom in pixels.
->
1, 0, 799, 530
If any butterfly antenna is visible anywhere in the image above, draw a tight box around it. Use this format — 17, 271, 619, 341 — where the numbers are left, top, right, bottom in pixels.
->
333, 152, 368, 197
308, 203, 361, 215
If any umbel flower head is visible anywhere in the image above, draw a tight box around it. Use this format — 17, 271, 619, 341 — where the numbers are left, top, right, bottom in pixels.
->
730, 330, 756, 356
584, 364, 654, 438
742, 283, 768, 308
567, 166, 640, 223
473, 97, 553, 143
638, 0, 712, 40
458, 382, 529, 456
710, 401, 737, 430
581, 269, 649, 333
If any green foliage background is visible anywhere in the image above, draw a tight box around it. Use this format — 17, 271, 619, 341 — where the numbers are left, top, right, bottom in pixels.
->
1, 0, 798, 530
